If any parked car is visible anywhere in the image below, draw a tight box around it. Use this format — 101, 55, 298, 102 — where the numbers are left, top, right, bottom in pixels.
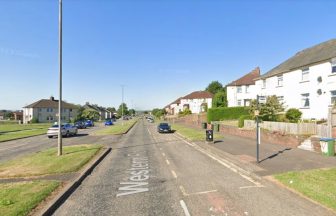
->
85, 120, 94, 127
148, 118, 154, 123
75, 121, 87, 129
47, 123, 78, 138
157, 123, 171, 133
105, 119, 113, 126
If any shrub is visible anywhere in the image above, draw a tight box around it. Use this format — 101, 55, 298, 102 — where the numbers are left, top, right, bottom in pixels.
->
238, 115, 253, 128
207, 107, 249, 122
31, 117, 39, 124
275, 114, 287, 122
285, 108, 302, 123
178, 109, 192, 117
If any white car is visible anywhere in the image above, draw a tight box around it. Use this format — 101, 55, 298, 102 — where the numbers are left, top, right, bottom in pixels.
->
47, 123, 78, 138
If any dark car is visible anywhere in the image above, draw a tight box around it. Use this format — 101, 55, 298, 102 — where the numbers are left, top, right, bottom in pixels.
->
105, 119, 113, 126
157, 123, 171, 133
75, 121, 87, 129
85, 120, 94, 127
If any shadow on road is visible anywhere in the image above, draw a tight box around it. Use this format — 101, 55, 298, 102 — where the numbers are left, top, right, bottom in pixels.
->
259, 148, 292, 163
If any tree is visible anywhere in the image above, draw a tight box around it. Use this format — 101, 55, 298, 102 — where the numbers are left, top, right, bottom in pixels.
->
129, 109, 136, 115
82, 109, 100, 121
107, 107, 116, 113
74, 105, 85, 122
249, 95, 284, 121
205, 81, 223, 94
286, 108, 302, 123
152, 108, 166, 118
117, 103, 129, 117
212, 88, 228, 108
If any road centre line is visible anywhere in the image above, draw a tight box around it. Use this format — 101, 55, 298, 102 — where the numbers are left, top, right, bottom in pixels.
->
180, 200, 191, 216
162, 152, 165, 157
166, 159, 170, 165
171, 170, 177, 178
179, 185, 217, 196
174, 135, 263, 188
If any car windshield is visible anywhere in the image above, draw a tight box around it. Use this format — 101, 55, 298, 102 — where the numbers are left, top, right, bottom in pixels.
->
160, 123, 168, 126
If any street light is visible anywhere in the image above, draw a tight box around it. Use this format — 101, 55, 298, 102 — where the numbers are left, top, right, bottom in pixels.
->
121, 85, 124, 125
58, 0, 63, 156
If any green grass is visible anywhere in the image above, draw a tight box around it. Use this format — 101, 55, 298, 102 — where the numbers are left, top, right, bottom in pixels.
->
0, 123, 51, 142
274, 168, 336, 211
171, 123, 224, 141
0, 180, 60, 216
0, 144, 102, 178
95, 119, 138, 135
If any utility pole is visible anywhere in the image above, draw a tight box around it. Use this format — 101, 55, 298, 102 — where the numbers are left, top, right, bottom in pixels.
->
58, 0, 63, 156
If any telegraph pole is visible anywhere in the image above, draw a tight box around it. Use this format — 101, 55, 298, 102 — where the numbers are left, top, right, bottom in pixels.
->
58, 0, 63, 156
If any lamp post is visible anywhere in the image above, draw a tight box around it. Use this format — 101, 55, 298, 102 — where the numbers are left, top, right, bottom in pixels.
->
121, 85, 125, 125
58, 0, 63, 156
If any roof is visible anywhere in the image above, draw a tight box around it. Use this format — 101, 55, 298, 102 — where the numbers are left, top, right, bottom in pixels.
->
258, 39, 336, 80
227, 67, 260, 86
23, 98, 78, 109
182, 91, 213, 100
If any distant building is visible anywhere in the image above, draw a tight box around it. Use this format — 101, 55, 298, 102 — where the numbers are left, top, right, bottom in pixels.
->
83, 103, 109, 121
23, 97, 78, 124
180, 91, 213, 114
227, 67, 260, 107
13, 111, 23, 122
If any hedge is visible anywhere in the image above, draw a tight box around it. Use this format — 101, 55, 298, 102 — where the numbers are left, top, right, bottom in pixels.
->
238, 115, 253, 128
207, 107, 249, 122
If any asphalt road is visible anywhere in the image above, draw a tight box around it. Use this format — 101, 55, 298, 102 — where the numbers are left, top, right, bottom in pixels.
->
53, 119, 335, 216
0, 124, 120, 162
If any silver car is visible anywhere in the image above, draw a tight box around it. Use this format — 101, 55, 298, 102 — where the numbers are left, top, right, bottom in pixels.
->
47, 123, 78, 138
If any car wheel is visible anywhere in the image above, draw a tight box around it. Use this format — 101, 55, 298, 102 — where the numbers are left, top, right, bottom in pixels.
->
48, 136, 53, 138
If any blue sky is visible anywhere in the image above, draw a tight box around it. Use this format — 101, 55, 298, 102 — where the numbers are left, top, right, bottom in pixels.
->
0, 0, 335, 110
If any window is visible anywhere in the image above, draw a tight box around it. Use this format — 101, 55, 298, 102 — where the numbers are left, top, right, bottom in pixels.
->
245, 85, 250, 93
277, 75, 283, 86
47, 108, 53, 112
262, 80, 266, 88
332, 58, 336, 73
331, 90, 336, 105
237, 100, 242, 106
39, 108, 42, 112
302, 68, 309, 81
70, 109, 73, 112
237, 86, 242, 93
301, 93, 310, 108
277, 96, 284, 104
47, 116, 53, 121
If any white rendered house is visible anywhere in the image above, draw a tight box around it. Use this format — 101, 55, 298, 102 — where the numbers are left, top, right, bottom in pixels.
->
254, 39, 336, 120
227, 67, 260, 107
179, 91, 213, 114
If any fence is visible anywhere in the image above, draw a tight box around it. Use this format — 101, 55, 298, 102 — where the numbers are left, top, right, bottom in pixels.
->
244, 120, 328, 136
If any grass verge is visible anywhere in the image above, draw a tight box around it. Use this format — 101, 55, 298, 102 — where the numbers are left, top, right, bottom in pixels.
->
0, 144, 102, 178
0, 180, 60, 216
0, 123, 50, 142
171, 123, 224, 141
95, 119, 138, 135
274, 168, 336, 211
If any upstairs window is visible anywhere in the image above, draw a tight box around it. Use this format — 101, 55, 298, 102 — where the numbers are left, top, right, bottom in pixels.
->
245, 85, 250, 93
332, 58, 336, 73
237, 86, 242, 93
47, 108, 53, 112
262, 80, 266, 88
301, 93, 310, 108
302, 68, 309, 81
277, 75, 283, 87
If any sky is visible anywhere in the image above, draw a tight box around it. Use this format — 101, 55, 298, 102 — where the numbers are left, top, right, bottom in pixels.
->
0, 0, 335, 111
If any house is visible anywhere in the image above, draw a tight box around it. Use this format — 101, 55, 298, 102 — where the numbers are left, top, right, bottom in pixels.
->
13, 111, 23, 122
227, 67, 260, 107
165, 97, 182, 115
83, 103, 107, 121
254, 39, 336, 119
23, 97, 78, 124
0, 112, 5, 120
180, 91, 213, 114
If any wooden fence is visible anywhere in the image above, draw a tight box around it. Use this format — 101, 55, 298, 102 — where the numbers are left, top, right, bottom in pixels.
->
244, 120, 328, 136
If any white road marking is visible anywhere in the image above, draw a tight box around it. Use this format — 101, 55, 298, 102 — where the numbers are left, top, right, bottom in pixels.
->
180, 200, 191, 216
179, 185, 217, 196
171, 170, 177, 178
239, 185, 264, 189
179, 185, 188, 196
174, 135, 263, 188
166, 159, 170, 165
162, 152, 165, 157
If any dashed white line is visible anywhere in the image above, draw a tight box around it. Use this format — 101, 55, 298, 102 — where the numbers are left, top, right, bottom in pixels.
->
171, 170, 177, 178
162, 152, 166, 157
166, 159, 170, 165
180, 200, 191, 216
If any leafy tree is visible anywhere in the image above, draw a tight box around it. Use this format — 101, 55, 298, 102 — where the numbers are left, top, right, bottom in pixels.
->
248, 95, 284, 121
74, 105, 85, 122
117, 103, 129, 116
82, 109, 100, 121
107, 107, 116, 113
212, 89, 228, 108
129, 109, 136, 115
285, 108, 302, 123
152, 108, 166, 118
205, 81, 223, 94
4, 112, 13, 119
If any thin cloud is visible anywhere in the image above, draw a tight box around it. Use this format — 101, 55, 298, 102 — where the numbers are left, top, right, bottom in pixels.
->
0, 47, 40, 59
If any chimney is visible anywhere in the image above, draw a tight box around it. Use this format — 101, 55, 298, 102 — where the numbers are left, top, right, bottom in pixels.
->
50, 96, 55, 101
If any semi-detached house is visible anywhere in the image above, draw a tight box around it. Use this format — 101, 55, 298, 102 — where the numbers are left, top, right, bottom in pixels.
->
23, 97, 78, 124
254, 39, 336, 119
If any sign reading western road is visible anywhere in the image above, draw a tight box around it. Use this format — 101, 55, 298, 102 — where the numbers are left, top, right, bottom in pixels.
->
117, 154, 150, 197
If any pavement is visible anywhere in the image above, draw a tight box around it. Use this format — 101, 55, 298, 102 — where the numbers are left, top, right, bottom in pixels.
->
194, 130, 336, 176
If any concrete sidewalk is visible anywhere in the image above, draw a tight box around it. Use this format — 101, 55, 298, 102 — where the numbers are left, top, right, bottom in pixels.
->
196, 133, 336, 176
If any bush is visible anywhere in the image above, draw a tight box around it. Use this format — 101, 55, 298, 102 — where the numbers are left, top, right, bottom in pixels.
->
285, 108, 302, 123
238, 115, 253, 128
207, 107, 249, 122
31, 117, 39, 124
178, 109, 192, 117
